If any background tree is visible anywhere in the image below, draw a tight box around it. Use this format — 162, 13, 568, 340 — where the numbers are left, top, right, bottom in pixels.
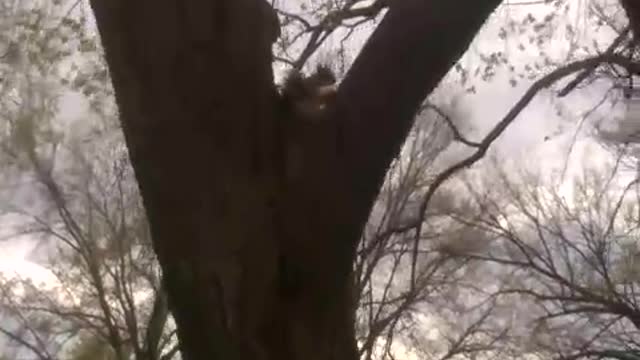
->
440, 159, 640, 360
0, 2, 174, 360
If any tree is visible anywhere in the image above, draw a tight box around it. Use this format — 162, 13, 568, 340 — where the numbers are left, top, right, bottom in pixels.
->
0, 144, 176, 360
444, 159, 640, 360
84, 1, 640, 360
0, 2, 175, 359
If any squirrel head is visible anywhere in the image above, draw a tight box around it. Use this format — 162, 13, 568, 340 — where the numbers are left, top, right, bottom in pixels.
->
281, 65, 337, 99
280, 65, 337, 119
310, 65, 336, 87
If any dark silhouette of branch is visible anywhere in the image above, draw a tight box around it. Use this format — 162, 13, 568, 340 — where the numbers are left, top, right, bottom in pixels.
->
276, 8, 312, 31
332, 1, 502, 278
558, 26, 630, 97
424, 102, 481, 147
0, 326, 52, 360
145, 284, 169, 360
161, 343, 181, 360
291, 0, 388, 69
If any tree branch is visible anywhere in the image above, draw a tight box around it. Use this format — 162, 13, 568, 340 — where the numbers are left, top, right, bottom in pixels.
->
424, 102, 481, 147
0, 326, 52, 360
144, 284, 169, 360
558, 26, 630, 97
333, 0, 502, 264
291, 0, 389, 69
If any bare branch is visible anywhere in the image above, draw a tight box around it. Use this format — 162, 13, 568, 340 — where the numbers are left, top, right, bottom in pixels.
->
558, 26, 630, 97
291, 0, 388, 69
0, 326, 52, 360
424, 102, 481, 147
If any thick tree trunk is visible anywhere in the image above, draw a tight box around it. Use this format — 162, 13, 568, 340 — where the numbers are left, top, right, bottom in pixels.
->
621, 0, 640, 41
88, 1, 499, 359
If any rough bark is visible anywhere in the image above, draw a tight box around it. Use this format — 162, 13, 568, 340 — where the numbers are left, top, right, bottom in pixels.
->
87, 0, 499, 359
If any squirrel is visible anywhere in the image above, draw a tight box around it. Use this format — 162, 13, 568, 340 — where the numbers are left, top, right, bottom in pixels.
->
274, 65, 340, 299
279, 65, 337, 122
274, 64, 338, 186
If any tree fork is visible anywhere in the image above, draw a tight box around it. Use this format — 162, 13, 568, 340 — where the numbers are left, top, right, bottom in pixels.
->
88, 0, 500, 359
